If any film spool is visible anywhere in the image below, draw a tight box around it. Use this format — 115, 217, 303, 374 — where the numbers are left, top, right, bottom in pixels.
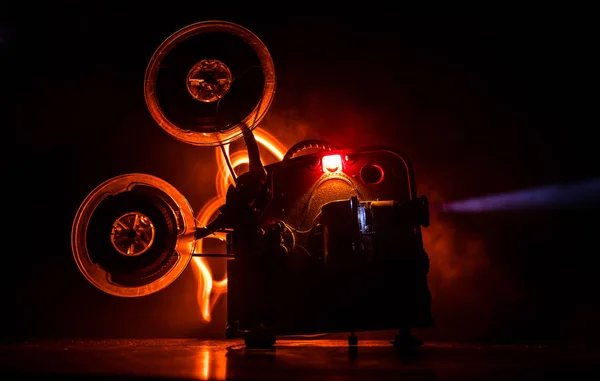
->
71, 174, 196, 297
144, 20, 276, 146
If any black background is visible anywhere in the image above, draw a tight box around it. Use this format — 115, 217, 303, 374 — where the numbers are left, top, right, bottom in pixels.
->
9, 4, 599, 343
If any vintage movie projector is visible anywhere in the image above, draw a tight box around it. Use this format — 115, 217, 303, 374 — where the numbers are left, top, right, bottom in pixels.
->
71, 20, 433, 349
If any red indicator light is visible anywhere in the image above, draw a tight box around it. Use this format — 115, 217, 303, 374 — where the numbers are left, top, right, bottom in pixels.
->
322, 154, 342, 173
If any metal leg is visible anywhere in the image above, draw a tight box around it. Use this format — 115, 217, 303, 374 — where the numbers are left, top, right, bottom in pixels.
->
391, 328, 423, 348
348, 332, 358, 346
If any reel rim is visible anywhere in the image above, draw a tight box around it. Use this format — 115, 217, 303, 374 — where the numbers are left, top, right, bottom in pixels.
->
71, 173, 196, 297
144, 20, 277, 147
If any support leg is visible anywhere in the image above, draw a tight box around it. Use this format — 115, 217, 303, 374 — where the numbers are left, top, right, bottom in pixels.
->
348, 332, 358, 346
391, 327, 423, 348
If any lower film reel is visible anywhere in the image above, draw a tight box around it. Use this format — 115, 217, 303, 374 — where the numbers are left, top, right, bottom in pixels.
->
71, 174, 196, 297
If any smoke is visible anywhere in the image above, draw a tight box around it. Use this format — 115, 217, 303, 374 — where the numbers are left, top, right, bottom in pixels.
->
419, 188, 524, 342
259, 109, 318, 151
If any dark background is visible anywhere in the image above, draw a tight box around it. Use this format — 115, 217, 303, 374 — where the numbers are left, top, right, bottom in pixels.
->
9, 5, 598, 343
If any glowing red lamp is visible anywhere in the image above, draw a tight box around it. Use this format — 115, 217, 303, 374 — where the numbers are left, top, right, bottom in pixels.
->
322, 154, 342, 173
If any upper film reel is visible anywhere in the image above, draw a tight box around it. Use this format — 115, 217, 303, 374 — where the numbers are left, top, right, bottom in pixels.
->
144, 20, 277, 146
71, 174, 196, 297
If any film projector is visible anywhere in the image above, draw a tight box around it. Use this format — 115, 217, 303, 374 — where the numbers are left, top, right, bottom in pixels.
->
71, 20, 433, 349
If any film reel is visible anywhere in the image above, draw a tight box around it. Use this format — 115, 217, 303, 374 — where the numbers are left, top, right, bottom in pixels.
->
144, 20, 276, 146
71, 174, 196, 297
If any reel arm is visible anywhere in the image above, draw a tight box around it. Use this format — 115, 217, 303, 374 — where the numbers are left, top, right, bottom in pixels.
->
195, 127, 268, 241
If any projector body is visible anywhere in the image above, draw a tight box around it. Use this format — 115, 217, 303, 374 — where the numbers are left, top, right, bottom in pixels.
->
219, 146, 432, 345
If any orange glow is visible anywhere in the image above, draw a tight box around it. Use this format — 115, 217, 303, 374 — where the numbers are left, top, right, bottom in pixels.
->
254, 128, 287, 161
192, 127, 288, 322
195, 347, 227, 380
322, 154, 342, 173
